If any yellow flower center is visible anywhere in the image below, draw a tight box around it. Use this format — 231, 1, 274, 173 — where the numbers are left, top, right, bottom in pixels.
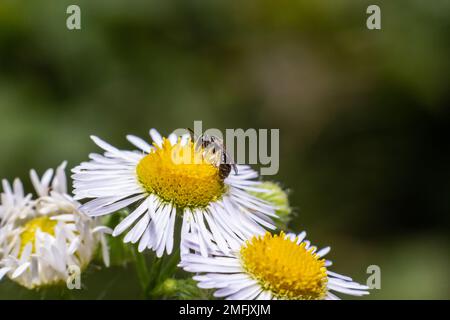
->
240, 232, 328, 300
136, 138, 225, 209
20, 216, 57, 255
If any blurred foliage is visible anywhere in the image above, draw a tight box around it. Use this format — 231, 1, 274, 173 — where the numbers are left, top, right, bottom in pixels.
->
0, 0, 449, 299
104, 210, 135, 267
151, 278, 213, 300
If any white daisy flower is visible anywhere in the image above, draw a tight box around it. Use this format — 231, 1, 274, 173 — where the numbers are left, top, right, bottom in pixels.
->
0, 162, 111, 289
180, 231, 370, 300
72, 129, 277, 257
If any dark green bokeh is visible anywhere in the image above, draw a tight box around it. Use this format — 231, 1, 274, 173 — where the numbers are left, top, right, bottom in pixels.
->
0, 0, 449, 299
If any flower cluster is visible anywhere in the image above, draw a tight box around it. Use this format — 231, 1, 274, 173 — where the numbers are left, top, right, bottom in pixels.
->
0, 129, 369, 299
0, 162, 110, 289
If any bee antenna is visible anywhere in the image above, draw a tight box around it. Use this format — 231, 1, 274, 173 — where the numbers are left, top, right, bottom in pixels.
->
187, 128, 195, 136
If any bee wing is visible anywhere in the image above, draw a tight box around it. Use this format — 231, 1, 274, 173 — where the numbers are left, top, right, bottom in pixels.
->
187, 128, 206, 152
187, 128, 195, 140
231, 163, 238, 175
210, 137, 238, 174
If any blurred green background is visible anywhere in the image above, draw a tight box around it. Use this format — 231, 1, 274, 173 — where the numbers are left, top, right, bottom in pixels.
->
0, 0, 449, 299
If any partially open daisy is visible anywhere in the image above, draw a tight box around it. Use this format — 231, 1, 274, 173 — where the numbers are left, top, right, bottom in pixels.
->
180, 231, 370, 300
0, 162, 111, 289
72, 129, 276, 257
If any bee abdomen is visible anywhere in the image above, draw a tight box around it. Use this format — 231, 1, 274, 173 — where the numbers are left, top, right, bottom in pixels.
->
219, 164, 232, 180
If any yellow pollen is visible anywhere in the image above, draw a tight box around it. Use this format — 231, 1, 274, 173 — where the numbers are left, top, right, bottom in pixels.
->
19, 216, 57, 255
136, 138, 225, 208
240, 232, 328, 300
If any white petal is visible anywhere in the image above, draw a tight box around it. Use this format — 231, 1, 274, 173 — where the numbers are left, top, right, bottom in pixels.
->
165, 207, 176, 255
328, 284, 370, 296
11, 262, 31, 279
101, 234, 110, 267
53, 161, 68, 194
83, 194, 145, 217
149, 129, 163, 147
168, 133, 177, 145
127, 135, 152, 153
92, 226, 113, 235
316, 246, 331, 257
0, 267, 11, 280
112, 199, 148, 236
138, 226, 151, 252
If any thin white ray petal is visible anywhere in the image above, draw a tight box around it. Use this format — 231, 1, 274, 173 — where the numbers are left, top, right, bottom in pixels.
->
127, 135, 152, 153
149, 129, 163, 147
11, 262, 31, 279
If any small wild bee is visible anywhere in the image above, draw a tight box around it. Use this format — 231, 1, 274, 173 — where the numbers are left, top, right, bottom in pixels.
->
188, 128, 238, 180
